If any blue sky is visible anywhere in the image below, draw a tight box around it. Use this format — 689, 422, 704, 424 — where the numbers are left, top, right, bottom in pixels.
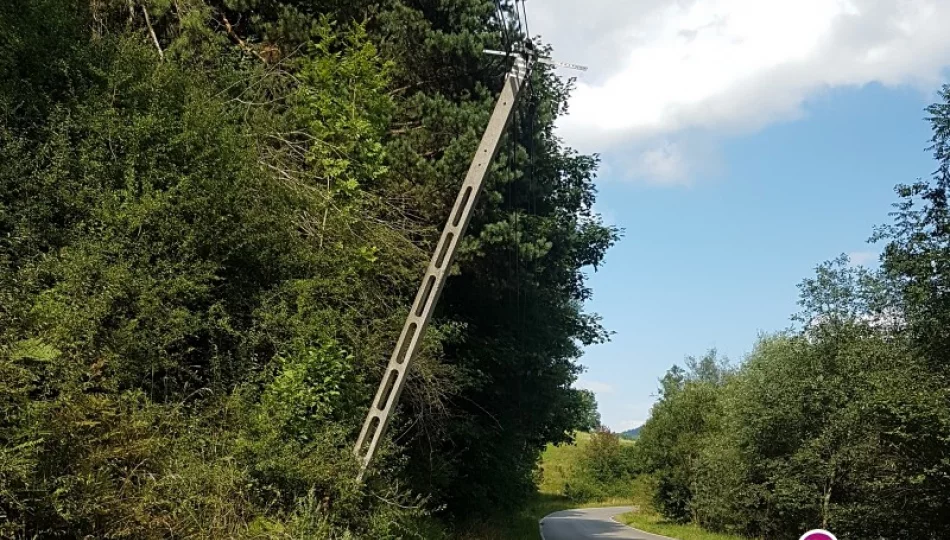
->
529, 0, 950, 432
578, 82, 938, 431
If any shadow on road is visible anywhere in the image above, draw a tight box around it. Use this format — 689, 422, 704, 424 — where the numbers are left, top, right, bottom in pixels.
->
540, 507, 672, 540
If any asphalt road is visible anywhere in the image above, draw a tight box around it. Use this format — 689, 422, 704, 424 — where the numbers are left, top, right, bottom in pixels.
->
538, 507, 673, 540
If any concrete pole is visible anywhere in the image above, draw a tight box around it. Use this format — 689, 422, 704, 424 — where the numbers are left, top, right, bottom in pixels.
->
354, 55, 531, 480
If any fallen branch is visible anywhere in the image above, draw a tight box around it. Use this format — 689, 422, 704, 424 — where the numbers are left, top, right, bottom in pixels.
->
221, 14, 268, 64
141, 5, 164, 61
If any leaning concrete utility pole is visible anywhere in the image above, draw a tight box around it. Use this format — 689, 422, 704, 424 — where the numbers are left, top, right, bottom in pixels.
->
354, 46, 585, 480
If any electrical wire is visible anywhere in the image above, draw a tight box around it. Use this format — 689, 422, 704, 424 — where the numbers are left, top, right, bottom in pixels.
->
518, 0, 531, 42
493, 0, 512, 53
511, 0, 524, 37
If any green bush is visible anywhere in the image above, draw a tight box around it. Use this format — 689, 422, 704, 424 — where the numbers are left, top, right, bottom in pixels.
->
560, 429, 640, 502
563, 476, 605, 502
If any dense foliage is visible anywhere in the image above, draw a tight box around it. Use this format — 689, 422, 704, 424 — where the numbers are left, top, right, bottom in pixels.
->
634, 87, 950, 539
561, 428, 638, 502
0, 0, 617, 537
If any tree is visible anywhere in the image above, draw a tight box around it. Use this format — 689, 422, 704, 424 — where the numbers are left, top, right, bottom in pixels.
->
582, 427, 622, 481
876, 83, 950, 375
573, 389, 602, 432
688, 254, 950, 539
636, 350, 730, 523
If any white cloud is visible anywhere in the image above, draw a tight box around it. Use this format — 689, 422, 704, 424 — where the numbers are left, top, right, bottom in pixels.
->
639, 142, 689, 185
533, 0, 950, 184
847, 250, 878, 266
614, 419, 646, 433
574, 379, 615, 394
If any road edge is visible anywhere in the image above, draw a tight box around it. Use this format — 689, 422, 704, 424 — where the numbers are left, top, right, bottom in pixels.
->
609, 513, 677, 540
539, 506, 658, 540
537, 506, 680, 540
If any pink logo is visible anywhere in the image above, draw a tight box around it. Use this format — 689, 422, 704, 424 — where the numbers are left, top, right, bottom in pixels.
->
800, 530, 837, 540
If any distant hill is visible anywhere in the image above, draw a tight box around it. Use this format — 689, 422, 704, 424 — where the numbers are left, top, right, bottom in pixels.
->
620, 426, 642, 440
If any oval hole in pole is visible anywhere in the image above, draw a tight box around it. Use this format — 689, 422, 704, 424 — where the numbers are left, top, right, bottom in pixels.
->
416, 275, 436, 317
377, 369, 400, 410
435, 232, 454, 269
360, 415, 381, 456
396, 323, 417, 364
453, 186, 473, 227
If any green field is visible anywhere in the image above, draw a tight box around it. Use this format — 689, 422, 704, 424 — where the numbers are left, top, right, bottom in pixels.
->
537, 431, 588, 495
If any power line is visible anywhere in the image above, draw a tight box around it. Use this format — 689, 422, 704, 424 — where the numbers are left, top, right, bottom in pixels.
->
494, 0, 512, 53
518, 0, 531, 41
511, 0, 524, 36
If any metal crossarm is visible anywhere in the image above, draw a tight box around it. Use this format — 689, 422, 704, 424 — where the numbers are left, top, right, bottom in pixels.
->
483, 48, 588, 71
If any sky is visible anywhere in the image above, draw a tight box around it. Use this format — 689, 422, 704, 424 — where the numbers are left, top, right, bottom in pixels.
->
527, 0, 950, 433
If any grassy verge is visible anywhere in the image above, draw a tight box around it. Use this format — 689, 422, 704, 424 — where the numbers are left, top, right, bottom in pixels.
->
618, 512, 746, 540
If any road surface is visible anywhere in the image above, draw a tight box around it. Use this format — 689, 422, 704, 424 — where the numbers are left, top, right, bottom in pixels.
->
539, 506, 673, 540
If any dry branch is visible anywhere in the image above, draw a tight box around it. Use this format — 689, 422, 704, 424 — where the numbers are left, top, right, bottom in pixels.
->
141, 5, 164, 61
221, 14, 268, 64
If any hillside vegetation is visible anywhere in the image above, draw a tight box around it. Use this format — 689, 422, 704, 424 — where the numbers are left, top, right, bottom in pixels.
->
620, 426, 641, 440
0, 1, 615, 538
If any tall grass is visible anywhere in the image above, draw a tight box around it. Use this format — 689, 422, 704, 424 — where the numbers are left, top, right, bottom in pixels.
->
619, 512, 746, 540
